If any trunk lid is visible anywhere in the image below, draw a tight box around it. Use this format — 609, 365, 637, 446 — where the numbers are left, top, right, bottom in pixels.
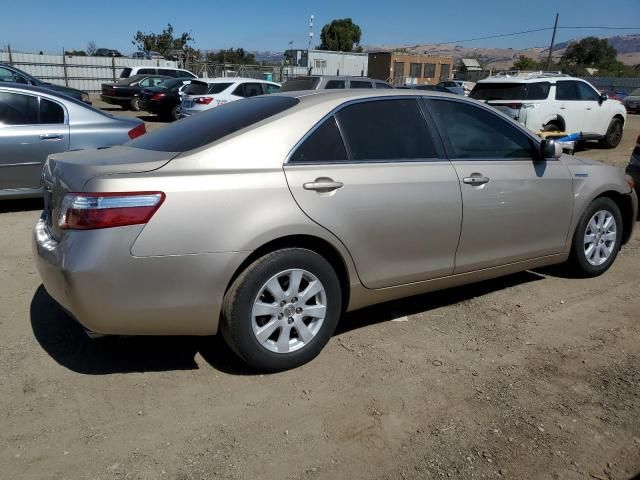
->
43, 145, 178, 239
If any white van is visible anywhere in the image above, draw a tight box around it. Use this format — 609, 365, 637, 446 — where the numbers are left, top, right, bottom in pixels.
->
119, 66, 197, 79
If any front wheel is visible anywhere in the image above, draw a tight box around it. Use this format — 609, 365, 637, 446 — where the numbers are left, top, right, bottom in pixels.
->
569, 197, 622, 277
130, 96, 141, 111
221, 248, 342, 372
599, 118, 623, 148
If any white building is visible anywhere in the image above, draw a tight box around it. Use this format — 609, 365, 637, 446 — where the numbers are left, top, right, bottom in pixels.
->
287, 49, 368, 77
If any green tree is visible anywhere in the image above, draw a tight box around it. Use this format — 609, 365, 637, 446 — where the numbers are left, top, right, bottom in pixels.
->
207, 48, 256, 65
560, 37, 617, 69
319, 18, 362, 52
131, 23, 194, 57
512, 55, 537, 70
65, 49, 86, 56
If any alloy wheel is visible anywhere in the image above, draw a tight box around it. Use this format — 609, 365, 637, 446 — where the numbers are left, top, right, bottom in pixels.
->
583, 210, 617, 266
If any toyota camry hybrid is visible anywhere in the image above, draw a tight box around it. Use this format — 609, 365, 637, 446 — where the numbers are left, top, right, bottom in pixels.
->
33, 90, 637, 371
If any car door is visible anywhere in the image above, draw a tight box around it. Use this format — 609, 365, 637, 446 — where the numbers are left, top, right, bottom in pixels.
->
576, 81, 608, 135
0, 91, 69, 190
555, 80, 584, 132
284, 97, 462, 289
427, 98, 573, 274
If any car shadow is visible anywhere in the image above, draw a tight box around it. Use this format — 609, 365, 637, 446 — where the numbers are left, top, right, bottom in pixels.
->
137, 114, 171, 123
30, 286, 253, 376
337, 270, 544, 334
0, 198, 43, 214
31, 271, 545, 376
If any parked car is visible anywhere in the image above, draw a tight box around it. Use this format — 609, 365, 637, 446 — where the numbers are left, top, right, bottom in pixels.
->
179, 78, 280, 118
131, 51, 166, 60
119, 66, 197, 80
0, 83, 145, 199
626, 132, 640, 207
470, 73, 628, 148
0, 63, 91, 104
624, 88, 640, 113
95, 48, 123, 57
139, 77, 193, 120
437, 80, 465, 95
100, 74, 171, 111
280, 76, 393, 91
33, 90, 637, 371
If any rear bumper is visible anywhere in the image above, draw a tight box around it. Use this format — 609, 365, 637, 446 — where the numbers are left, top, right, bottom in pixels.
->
33, 216, 247, 335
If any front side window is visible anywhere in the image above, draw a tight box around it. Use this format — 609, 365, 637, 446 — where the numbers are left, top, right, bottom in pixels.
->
429, 99, 534, 159
0, 67, 27, 84
290, 116, 348, 163
0, 91, 39, 125
336, 99, 437, 161
556, 81, 580, 101
325, 80, 346, 89
577, 82, 600, 101
349, 80, 372, 89
39, 98, 64, 124
423, 63, 436, 78
470, 82, 550, 101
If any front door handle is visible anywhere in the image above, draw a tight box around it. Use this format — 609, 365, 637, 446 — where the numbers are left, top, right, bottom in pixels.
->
303, 179, 344, 192
39, 133, 63, 141
463, 174, 490, 186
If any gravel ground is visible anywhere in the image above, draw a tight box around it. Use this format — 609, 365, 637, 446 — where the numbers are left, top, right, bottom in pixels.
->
1, 109, 639, 480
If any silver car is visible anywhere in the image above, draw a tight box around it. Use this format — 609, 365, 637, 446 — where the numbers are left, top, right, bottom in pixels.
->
33, 90, 637, 371
0, 84, 145, 199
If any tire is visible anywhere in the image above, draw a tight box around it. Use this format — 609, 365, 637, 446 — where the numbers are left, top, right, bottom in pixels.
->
170, 105, 180, 121
221, 248, 342, 372
568, 197, 623, 277
543, 122, 562, 132
599, 118, 623, 149
130, 96, 141, 111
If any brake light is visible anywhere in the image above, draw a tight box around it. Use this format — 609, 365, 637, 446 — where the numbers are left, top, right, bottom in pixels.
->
194, 97, 214, 105
58, 192, 165, 230
128, 124, 146, 139
151, 93, 166, 101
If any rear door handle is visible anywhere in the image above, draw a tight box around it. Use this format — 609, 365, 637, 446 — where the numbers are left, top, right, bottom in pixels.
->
463, 175, 490, 186
303, 179, 344, 192
39, 133, 63, 141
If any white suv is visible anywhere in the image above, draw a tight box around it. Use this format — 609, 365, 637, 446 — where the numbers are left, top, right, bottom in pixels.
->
179, 78, 280, 118
470, 73, 627, 148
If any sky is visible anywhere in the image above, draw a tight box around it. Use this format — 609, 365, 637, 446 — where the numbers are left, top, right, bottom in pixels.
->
2, 0, 639, 54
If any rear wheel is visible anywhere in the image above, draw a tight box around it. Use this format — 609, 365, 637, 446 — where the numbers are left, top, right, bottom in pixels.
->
221, 248, 342, 372
599, 118, 623, 148
543, 122, 562, 133
170, 105, 180, 121
569, 197, 622, 277
130, 96, 140, 111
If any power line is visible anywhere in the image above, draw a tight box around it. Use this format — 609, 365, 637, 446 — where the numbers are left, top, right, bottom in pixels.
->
558, 26, 640, 30
435, 27, 552, 45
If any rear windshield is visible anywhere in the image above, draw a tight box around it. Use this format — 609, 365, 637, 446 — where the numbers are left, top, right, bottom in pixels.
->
280, 77, 321, 92
115, 75, 146, 86
184, 81, 232, 95
119, 68, 132, 78
128, 96, 300, 152
470, 82, 550, 101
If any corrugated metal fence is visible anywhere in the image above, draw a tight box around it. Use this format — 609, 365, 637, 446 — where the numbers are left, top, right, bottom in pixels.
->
0, 52, 178, 92
578, 76, 640, 93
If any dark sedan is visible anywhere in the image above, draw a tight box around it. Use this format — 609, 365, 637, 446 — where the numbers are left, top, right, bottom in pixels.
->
100, 75, 171, 111
139, 77, 193, 120
0, 63, 91, 104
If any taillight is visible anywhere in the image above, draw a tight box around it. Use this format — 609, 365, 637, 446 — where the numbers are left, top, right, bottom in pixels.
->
151, 93, 166, 101
58, 192, 165, 230
194, 97, 214, 105
128, 124, 146, 139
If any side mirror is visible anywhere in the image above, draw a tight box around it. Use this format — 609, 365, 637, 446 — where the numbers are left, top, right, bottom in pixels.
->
599, 93, 608, 104
540, 139, 562, 159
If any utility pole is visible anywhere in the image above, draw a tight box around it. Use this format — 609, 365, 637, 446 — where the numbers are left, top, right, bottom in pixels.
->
546, 13, 559, 71
308, 15, 314, 50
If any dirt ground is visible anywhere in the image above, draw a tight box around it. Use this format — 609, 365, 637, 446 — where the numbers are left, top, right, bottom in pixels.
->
1, 111, 639, 480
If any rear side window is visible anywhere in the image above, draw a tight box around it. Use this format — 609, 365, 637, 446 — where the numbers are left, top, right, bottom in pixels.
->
158, 69, 177, 77
280, 77, 321, 91
325, 80, 346, 89
429, 99, 534, 159
128, 96, 300, 152
137, 68, 155, 75
119, 68, 132, 78
470, 82, 550, 100
556, 81, 580, 101
290, 116, 348, 163
336, 99, 437, 160
233, 83, 264, 98
39, 98, 64, 124
350, 80, 373, 89
0, 91, 38, 125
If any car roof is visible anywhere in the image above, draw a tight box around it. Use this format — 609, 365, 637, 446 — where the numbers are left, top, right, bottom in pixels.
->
192, 77, 277, 84
477, 72, 582, 84
274, 88, 461, 106
0, 82, 77, 98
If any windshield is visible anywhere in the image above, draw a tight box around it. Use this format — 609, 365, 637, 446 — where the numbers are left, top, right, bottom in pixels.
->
120, 68, 132, 78
280, 77, 321, 92
470, 82, 550, 101
128, 96, 299, 152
